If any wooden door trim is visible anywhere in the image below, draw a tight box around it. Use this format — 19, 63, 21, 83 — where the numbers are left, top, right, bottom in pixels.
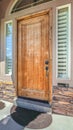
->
48, 9, 52, 104
17, 9, 52, 22
17, 9, 53, 103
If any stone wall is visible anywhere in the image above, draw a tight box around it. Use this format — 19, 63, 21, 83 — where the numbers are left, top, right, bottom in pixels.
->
0, 81, 73, 116
0, 81, 16, 102
52, 86, 73, 116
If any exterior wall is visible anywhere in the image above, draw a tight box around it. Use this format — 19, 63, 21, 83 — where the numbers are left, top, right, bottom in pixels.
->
0, 81, 16, 102
53, 0, 73, 87
0, 0, 73, 102
52, 86, 73, 116
0, 0, 14, 19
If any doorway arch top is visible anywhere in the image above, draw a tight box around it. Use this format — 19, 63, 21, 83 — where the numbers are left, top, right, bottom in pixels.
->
11, 0, 53, 13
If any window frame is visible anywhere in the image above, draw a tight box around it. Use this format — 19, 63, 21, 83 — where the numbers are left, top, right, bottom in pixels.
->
5, 20, 13, 76
56, 4, 71, 80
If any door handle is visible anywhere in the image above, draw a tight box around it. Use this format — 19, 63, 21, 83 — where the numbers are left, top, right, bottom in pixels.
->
45, 66, 49, 77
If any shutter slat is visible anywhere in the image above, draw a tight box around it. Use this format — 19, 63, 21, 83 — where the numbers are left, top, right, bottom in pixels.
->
58, 20, 67, 24
58, 12, 67, 16
58, 27, 67, 31
58, 39, 67, 42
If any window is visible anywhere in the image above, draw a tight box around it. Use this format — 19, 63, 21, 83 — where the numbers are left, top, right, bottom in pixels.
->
56, 4, 71, 79
11, 0, 52, 13
5, 21, 13, 75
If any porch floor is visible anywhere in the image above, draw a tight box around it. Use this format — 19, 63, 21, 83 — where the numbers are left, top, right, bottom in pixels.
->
0, 100, 73, 130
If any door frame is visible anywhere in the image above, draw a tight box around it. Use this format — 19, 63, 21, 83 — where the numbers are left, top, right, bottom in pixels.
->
16, 9, 52, 103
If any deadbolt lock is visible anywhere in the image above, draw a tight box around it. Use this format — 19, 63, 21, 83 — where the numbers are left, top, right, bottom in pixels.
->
45, 60, 49, 65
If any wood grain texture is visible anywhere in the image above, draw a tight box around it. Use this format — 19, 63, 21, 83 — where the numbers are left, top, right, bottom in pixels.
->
17, 10, 52, 102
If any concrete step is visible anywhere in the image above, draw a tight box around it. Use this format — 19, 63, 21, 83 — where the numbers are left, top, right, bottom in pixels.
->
14, 97, 52, 113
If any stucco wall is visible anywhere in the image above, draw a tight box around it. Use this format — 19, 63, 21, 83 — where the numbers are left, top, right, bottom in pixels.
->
0, 0, 15, 19
0, 0, 73, 88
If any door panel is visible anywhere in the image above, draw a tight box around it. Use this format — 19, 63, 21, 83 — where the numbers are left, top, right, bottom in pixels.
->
17, 12, 51, 101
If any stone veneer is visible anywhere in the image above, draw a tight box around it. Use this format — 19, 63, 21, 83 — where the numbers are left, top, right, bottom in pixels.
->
0, 81, 16, 102
0, 82, 73, 116
52, 86, 73, 116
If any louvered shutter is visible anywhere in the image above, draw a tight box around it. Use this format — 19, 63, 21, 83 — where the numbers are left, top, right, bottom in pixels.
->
57, 6, 70, 79
5, 22, 12, 74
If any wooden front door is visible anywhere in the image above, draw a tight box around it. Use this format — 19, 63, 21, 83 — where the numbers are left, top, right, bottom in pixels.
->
17, 10, 52, 102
